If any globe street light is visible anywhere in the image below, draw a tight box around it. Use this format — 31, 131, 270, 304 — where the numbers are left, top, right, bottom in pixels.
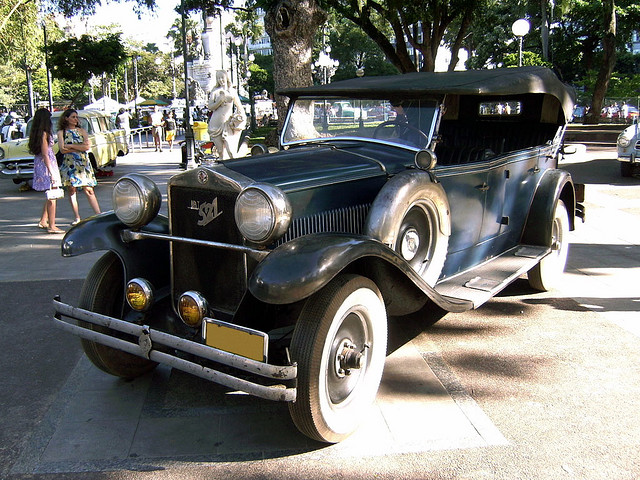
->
512, 19, 530, 67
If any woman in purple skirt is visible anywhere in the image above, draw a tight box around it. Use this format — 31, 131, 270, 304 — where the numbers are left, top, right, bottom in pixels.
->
29, 108, 64, 234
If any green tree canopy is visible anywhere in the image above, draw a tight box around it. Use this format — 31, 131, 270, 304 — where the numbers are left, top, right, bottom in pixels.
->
45, 33, 128, 106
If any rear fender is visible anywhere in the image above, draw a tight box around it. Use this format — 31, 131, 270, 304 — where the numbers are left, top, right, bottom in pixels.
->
522, 169, 575, 246
61, 213, 170, 287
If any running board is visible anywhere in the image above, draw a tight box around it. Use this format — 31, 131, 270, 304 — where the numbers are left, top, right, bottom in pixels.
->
434, 245, 550, 309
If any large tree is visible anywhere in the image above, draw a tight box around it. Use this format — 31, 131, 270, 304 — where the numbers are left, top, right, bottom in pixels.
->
263, 0, 326, 126
325, 0, 482, 72
45, 34, 128, 106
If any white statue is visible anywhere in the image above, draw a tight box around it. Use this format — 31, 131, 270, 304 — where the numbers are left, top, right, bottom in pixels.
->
207, 70, 247, 159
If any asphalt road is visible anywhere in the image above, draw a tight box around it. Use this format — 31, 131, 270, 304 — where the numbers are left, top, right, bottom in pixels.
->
0, 143, 638, 480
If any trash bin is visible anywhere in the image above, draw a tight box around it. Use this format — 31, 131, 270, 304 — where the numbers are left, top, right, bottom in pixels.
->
193, 121, 210, 141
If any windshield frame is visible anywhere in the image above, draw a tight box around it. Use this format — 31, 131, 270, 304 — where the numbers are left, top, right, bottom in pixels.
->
281, 96, 441, 151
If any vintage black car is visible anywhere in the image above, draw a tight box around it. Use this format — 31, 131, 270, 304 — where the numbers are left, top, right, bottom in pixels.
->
53, 67, 584, 443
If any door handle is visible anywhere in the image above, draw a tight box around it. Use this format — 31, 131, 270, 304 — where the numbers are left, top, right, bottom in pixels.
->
476, 183, 490, 192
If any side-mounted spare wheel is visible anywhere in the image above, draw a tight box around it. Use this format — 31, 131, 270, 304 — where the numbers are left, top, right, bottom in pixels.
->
289, 274, 388, 443
79, 251, 157, 379
366, 170, 450, 286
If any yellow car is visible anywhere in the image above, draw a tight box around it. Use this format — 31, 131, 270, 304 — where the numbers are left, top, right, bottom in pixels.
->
0, 110, 129, 185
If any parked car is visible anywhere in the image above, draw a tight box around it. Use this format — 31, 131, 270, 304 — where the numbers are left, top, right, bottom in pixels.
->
617, 120, 640, 177
0, 109, 128, 185
53, 67, 584, 443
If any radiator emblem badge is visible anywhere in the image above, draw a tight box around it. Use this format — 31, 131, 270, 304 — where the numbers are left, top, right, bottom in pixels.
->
197, 170, 208, 184
190, 197, 223, 226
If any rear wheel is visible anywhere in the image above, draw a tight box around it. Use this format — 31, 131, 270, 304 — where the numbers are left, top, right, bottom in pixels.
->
289, 274, 387, 443
79, 252, 157, 379
528, 200, 570, 291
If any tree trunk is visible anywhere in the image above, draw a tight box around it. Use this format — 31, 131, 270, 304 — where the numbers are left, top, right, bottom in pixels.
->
584, 0, 616, 125
265, 0, 327, 135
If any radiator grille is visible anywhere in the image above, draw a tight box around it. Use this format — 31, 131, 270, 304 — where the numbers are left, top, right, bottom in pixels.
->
277, 204, 370, 246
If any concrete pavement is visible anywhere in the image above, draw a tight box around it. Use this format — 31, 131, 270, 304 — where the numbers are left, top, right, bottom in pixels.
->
0, 143, 639, 479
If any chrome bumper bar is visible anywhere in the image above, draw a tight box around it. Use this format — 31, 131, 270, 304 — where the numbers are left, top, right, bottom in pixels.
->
53, 297, 297, 402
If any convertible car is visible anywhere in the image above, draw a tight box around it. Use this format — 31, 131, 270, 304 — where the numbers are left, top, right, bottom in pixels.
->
53, 66, 584, 443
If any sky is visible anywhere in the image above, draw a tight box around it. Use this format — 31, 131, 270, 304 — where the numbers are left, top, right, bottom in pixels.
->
75, 0, 184, 51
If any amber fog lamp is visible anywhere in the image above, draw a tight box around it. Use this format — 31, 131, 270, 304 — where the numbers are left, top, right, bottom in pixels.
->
178, 291, 208, 328
113, 173, 161, 228
126, 278, 154, 312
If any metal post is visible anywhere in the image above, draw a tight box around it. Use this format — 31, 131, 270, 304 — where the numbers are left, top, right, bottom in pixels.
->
181, 0, 196, 169
42, 21, 53, 111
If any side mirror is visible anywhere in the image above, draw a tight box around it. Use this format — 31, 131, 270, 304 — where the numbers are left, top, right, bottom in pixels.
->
561, 144, 577, 155
415, 149, 437, 170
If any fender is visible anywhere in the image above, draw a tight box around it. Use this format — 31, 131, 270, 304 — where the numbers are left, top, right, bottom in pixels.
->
61, 212, 170, 286
248, 232, 472, 313
521, 169, 575, 246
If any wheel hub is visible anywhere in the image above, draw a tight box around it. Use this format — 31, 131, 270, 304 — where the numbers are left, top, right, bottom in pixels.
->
400, 228, 420, 261
334, 340, 366, 378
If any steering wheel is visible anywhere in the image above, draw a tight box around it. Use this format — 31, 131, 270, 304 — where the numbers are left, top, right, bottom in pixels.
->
373, 120, 429, 147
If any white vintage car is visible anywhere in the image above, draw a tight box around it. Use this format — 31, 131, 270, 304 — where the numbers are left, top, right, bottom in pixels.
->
617, 120, 640, 177
0, 110, 128, 185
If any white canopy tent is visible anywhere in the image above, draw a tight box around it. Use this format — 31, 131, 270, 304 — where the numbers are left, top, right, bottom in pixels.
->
84, 96, 127, 114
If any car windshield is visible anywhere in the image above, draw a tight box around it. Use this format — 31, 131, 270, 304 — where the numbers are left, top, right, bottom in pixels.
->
282, 97, 439, 150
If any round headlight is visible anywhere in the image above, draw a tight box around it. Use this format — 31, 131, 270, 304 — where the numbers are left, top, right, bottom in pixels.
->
0, 147, 5, 160
126, 278, 154, 312
235, 183, 292, 244
178, 291, 208, 328
112, 174, 161, 228
618, 134, 632, 148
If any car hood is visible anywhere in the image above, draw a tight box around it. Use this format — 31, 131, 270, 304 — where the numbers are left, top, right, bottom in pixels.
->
0, 137, 30, 159
223, 142, 415, 191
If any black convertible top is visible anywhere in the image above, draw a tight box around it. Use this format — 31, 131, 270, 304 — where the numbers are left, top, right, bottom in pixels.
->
279, 66, 576, 122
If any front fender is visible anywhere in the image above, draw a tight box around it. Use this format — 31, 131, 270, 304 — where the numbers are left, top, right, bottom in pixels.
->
248, 233, 472, 312
61, 212, 170, 285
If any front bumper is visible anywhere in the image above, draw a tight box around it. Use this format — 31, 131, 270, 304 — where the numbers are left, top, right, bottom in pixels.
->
53, 297, 297, 402
0, 161, 34, 180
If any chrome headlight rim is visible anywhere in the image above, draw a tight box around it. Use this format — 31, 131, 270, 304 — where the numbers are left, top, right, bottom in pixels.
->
112, 173, 162, 228
617, 134, 632, 148
235, 183, 292, 245
178, 290, 208, 328
0, 147, 5, 160
125, 278, 154, 312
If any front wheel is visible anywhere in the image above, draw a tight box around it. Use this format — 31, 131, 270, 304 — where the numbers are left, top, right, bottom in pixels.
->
528, 200, 570, 291
79, 252, 157, 379
289, 274, 388, 443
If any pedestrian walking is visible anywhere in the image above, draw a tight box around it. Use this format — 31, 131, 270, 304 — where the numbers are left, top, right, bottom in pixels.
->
150, 107, 164, 152
57, 109, 101, 224
164, 110, 176, 152
28, 108, 64, 234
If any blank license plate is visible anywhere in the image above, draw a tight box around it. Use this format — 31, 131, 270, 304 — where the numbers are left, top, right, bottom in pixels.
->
203, 319, 268, 362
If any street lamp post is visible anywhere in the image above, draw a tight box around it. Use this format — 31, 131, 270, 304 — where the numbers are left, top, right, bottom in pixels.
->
512, 19, 530, 67
181, 0, 196, 169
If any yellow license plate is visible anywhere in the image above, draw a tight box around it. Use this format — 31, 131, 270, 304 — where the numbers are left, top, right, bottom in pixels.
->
203, 319, 268, 362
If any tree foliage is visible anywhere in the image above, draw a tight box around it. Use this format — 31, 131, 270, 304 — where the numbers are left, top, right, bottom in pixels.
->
45, 33, 128, 105
324, 0, 482, 72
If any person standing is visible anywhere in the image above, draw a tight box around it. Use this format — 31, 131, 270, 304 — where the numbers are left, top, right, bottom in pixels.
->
28, 108, 64, 234
150, 106, 164, 152
57, 109, 101, 224
164, 110, 177, 152
117, 108, 132, 147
